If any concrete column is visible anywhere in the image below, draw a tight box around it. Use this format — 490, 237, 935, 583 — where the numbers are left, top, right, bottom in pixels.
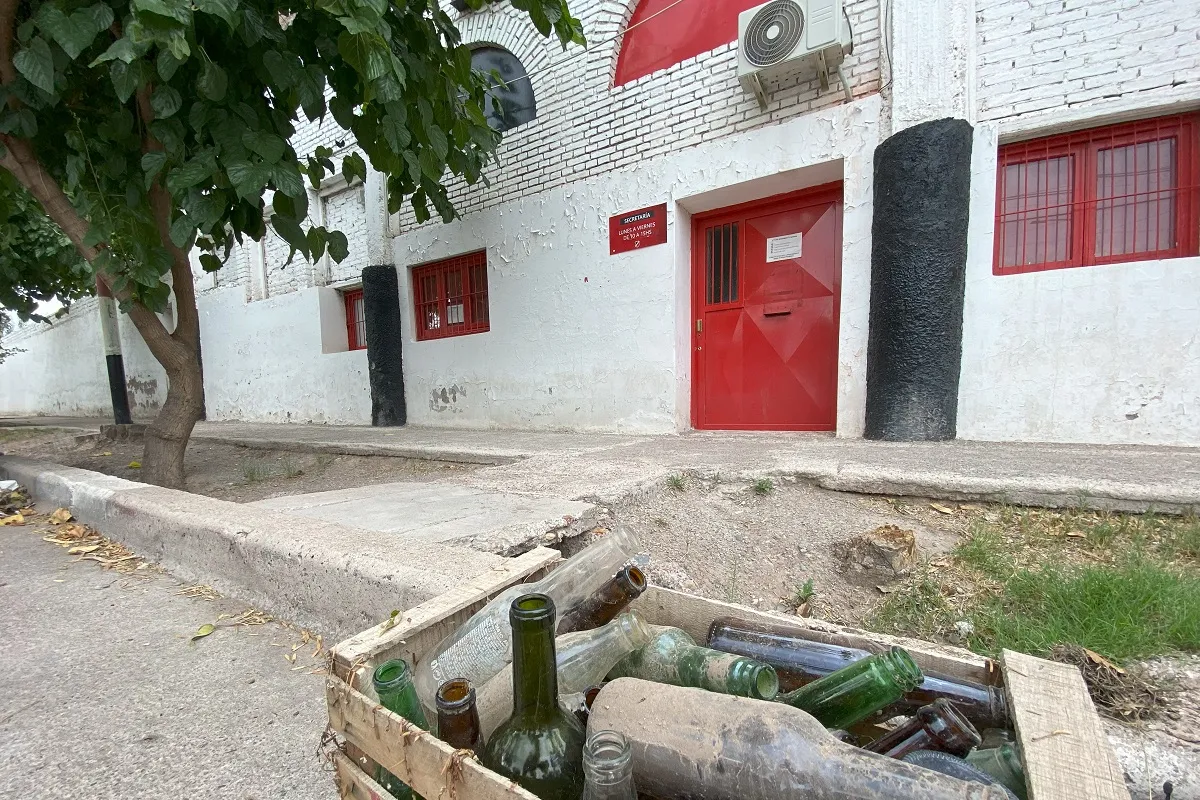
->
884, 0, 975, 135
364, 168, 393, 265
96, 278, 133, 425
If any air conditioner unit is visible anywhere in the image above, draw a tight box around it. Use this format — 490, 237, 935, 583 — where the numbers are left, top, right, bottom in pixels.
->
737, 0, 852, 110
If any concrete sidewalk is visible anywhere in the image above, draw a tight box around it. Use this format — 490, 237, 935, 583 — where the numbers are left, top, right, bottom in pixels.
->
4, 416, 1198, 512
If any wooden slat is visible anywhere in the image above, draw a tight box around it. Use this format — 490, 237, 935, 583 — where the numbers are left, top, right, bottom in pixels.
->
332, 750, 389, 800
333, 546, 561, 679
327, 676, 540, 800
634, 586, 1000, 685
1002, 649, 1131, 800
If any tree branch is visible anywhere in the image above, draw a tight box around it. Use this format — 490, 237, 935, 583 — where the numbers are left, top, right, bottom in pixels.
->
0, 0, 18, 91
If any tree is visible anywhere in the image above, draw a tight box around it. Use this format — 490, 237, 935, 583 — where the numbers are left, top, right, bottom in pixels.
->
0, 0, 583, 487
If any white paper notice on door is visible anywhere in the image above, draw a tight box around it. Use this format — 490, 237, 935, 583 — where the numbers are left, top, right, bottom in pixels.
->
765, 232, 802, 262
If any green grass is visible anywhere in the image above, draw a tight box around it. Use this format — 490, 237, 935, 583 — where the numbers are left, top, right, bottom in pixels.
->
752, 477, 774, 496
870, 506, 1200, 664
665, 474, 686, 492
240, 459, 275, 483
792, 578, 817, 607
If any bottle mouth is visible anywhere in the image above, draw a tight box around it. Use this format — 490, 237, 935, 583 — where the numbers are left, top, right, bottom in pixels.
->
884, 646, 924, 691
583, 730, 633, 782
751, 664, 780, 700
373, 659, 411, 690
510, 592, 556, 624
436, 678, 476, 711
623, 564, 647, 592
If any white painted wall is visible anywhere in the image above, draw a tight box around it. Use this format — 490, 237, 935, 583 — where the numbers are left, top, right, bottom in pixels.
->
0, 298, 167, 417
392, 97, 880, 434
197, 286, 371, 424
958, 123, 1200, 446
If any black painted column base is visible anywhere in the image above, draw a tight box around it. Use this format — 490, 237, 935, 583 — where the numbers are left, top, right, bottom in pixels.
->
106, 354, 133, 426
864, 118, 974, 441
362, 265, 407, 427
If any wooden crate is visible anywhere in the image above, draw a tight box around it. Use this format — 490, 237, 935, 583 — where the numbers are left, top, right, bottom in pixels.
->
326, 556, 1131, 800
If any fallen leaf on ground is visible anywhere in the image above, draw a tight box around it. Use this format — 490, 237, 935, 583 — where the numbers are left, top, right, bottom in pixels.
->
68, 544, 101, 554
98, 451, 113, 457
1065, 531, 1087, 538
0, 513, 25, 526
876, 584, 897, 594
930, 503, 955, 515
49, 508, 73, 524
380, 609, 401, 631
1084, 647, 1127, 675
191, 623, 216, 641
127, 461, 141, 469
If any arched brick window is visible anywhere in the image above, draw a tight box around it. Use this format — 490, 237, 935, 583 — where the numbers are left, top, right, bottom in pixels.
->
613, 0, 763, 86
471, 46, 537, 132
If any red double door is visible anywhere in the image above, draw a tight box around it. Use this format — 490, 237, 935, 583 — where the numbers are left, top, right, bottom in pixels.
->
692, 185, 843, 430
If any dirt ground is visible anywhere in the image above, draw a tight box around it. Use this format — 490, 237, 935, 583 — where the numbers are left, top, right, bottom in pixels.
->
0, 426, 477, 502
613, 472, 968, 626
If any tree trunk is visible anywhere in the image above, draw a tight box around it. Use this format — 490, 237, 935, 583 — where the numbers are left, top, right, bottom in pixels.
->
142, 351, 204, 490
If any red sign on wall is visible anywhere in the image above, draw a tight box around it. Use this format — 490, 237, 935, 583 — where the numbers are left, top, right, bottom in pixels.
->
609, 203, 668, 255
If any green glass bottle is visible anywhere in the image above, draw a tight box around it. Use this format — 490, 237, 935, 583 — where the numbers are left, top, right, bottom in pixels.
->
966, 744, 1028, 800
482, 594, 585, 800
606, 626, 779, 700
778, 646, 923, 729
373, 659, 430, 800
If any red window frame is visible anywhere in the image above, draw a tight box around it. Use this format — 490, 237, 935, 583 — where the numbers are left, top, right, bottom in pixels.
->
343, 288, 366, 350
994, 114, 1200, 275
411, 250, 490, 341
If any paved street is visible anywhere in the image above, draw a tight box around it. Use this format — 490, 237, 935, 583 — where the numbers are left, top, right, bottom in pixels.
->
0, 517, 335, 800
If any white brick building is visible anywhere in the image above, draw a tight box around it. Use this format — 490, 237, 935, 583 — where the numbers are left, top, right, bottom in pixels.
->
4, 0, 1199, 445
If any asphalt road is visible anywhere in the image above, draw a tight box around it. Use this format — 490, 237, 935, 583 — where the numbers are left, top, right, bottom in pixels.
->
0, 517, 336, 799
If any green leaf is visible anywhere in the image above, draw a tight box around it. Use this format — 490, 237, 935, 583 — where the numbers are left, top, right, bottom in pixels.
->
272, 214, 307, 261
327, 230, 349, 263
270, 164, 305, 198
242, 131, 286, 164
92, 36, 144, 66
197, 62, 227, 102
133, 0, 192, 25
418, 148, 442, 182
428, 125, 448, 161
169, 213, 196, 248
198, 253, 223, 272
227, 161, 268, 200
342, 152, 367, 185
306, 226, 327, 261
109, 60, 141, 102
86, 4, 116, 31
165, 157, 213, 193
14, 38, 55, 95
157, 50, 182, 81
191, 623, 216, 641
140, 151, 168, 190
337, 31, 391, 81
194, 0, 236, 26
151, 85, 183, 118
38, 5, 107, 60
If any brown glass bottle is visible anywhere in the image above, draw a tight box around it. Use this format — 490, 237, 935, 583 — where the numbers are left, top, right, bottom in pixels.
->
864, 699, 981, 759
435, 679, 485, 753
558, 565, 647, 634
708, 617, 1008, 728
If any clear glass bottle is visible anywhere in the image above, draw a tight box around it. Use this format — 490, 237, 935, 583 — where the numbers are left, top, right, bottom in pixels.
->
435, 678, 485, 753
558, 564, 648, 634
778, 646, 924, 729
481, 594, 586, 800
708, 616, 1008, 728
373, 659, 429, 800
590, 677, 1012, 800
582, 730, 638, 800
863, 698, 981, 758
607, 626, 779, 700
477, 611, 650, 738
415, 524, 642, 713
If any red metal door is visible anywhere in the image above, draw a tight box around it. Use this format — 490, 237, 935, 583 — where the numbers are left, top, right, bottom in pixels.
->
692, 185, 842, 430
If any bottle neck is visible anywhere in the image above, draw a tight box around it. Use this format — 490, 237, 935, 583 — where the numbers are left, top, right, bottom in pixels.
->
436, 679, 482, 749
511, 601, 560, 721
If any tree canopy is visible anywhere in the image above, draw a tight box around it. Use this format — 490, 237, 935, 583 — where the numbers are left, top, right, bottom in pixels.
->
0, 0, 583, 486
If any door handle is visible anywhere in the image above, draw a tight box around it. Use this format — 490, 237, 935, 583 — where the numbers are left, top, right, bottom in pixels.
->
763, 309, 792, 317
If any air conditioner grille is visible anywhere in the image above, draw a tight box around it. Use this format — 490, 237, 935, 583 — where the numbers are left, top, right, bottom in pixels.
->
743, 0, 806, 68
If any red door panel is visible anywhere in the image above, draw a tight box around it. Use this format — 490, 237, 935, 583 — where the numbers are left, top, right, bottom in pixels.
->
693, 186, 842, 430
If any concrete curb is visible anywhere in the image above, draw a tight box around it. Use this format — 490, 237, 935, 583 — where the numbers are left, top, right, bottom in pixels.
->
0, 455, 554, 638
193, 434, 526, 466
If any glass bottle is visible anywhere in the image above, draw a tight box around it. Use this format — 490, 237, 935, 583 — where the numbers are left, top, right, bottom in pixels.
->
482, 594, 586, 800
582, 730, 638, 800
709, 616, 1008, 728
590, 677, 1014, 800
476, 611, 650, 738
966, 744, 1028, 800
607, 626, 779, 700
574, 684, 605, 728
373, 659, 430, 800
863, 698, 981, 758
558, 564, 648, 634
435, 678, 485, 753
415, 524, 642, 712
778, 646, 923, 729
